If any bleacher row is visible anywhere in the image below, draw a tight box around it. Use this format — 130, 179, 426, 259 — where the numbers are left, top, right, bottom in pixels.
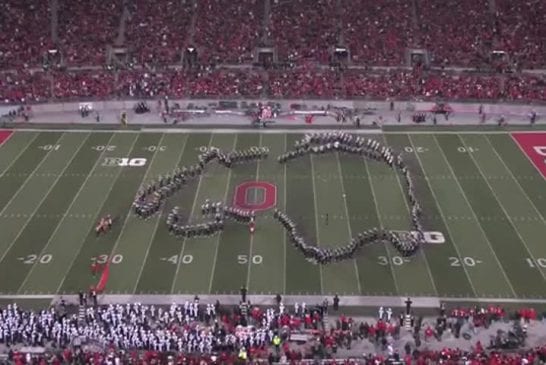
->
1, 68, 544, 103
0, 0, 545, 69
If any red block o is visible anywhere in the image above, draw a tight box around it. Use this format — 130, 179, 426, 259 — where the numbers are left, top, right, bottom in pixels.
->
233, 181, 277, 211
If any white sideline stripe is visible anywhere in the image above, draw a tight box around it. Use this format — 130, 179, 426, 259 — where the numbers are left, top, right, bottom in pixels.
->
0, 294, 543, 306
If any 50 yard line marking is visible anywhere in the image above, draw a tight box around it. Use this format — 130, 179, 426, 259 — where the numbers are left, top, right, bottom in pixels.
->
458, 136, 546, 283
0, 133, 89, 267
246, 134, 263, 290
206, 135, 238, 294
132, 135, 189, 294
433, 135, 518, 296
309, 154, 325, 295
54, 134, 140, 294
335, 152, 362, 294
18, 133, 117, 294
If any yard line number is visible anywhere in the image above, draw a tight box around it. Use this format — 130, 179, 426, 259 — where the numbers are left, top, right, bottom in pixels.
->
457, 146, 478, 153
38, 144, 61, 151
525, 258, 546, 269
144, 145, 166, 152
378, 256, 409, 266
449, 256, 482, 267
19, 254, 53, 264
238, 255, 263, 265
92, 254, 124, 264
92, 145, 116, 151
163, 255, 193, 265
404, 146, 427, 153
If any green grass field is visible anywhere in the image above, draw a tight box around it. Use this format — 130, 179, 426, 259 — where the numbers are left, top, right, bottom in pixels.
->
0, 129, 544, 301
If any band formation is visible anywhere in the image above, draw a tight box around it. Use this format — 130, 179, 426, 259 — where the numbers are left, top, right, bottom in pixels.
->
132, 132, 425, 263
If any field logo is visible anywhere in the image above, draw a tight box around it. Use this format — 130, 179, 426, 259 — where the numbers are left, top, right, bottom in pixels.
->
234, 181, 277, 211
394, 230, 446, 245
512, 133, 546, 179
102, 157, 148, 167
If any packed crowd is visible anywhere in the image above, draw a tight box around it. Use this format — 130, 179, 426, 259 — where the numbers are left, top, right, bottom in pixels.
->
275, 132, 422, 263
2, 299, 546, 364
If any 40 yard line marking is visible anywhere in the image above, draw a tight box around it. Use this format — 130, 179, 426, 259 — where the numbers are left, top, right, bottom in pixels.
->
206, 135, 239, 294
433, 135, 518, 296
0, 133, 88, 266
335, 152, 362, 294
17, 133, 116, 293
54, 134, 140, 294
458, 136, 546, 283
132, 134, 188, 294
246, 134, 263, 290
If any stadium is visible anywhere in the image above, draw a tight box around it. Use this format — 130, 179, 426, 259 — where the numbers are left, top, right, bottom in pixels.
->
0, 0, 545, 363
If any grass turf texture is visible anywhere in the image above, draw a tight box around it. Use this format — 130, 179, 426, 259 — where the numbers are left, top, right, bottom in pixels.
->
0, 130, 544, 301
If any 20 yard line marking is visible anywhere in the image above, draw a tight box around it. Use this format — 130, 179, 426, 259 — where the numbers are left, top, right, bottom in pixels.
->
132, 134, 188, 294
206, 135, 238, 294
18, 133, 116, 293
433, 135, 518, 296
0, 133, 89, 266
409, 135, 477, 298
246, 134, 263, 290
459, 136, 546, 282
335, 152, 362, 294
54, 134, 140, 294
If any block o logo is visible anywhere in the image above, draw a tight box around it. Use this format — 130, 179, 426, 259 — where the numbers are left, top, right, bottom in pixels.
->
233, 181, 277, 211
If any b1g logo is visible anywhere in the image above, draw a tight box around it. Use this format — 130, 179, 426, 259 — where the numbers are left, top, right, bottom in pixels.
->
394, 230, 446, 244
102, 157, 148, 167
233, 181, 277, 211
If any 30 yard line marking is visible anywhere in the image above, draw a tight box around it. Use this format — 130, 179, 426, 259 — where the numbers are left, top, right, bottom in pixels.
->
0, 133, 89, 266
246, 134, 263, 290
54, 134, 140, 294
106, 134, 168, 284
132, 134, 188, 294
363, 158, 400, 294
335, 152, 362, 294
309, 154, 325, 295
18, 133, 116, 293
408, 135, 477, 298
206, 135, 238, 294
458, 136, 546, 282
433, 135, 518, 296
487, 136, 546, 224
384, 136, 438, 296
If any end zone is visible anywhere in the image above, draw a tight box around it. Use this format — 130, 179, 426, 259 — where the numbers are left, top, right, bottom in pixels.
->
0, 130, 14, 147
511, 132, 546, 179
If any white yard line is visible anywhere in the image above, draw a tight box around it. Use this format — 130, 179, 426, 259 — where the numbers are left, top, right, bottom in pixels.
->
282, 134, 288, 294
363, 159, 401, 295
309, 154, 325, 295
458, 136, 546, 282
335, 152, 362, 294
433, 135, 520, 295
0, 133, 40, 178
205, 135, 239, 294
408, 135, 477, 297
383, 136, 438, 296
132, 135, 189, 294
54, 134, 140, 294
0, 133, 89, 265
246, 134, 263, 290
18, 133, 116, 293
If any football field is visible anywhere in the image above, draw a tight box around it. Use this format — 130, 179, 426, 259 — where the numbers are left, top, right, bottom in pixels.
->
0, 129, 545, 302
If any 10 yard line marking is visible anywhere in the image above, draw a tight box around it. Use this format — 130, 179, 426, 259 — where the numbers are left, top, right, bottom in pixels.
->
459, 136, 546, 282
335, 152, 362, 294
408, 135, 478, 298
132, 134, 189, 294
54, 134, 141, 294
18, 133, 116, 293
364, 158, 400, 294
246, 134, 263, 290
206, 135, 239, 294
433, 135, 518, 296
309, 154, 325, 295
0, 133, 89, 265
